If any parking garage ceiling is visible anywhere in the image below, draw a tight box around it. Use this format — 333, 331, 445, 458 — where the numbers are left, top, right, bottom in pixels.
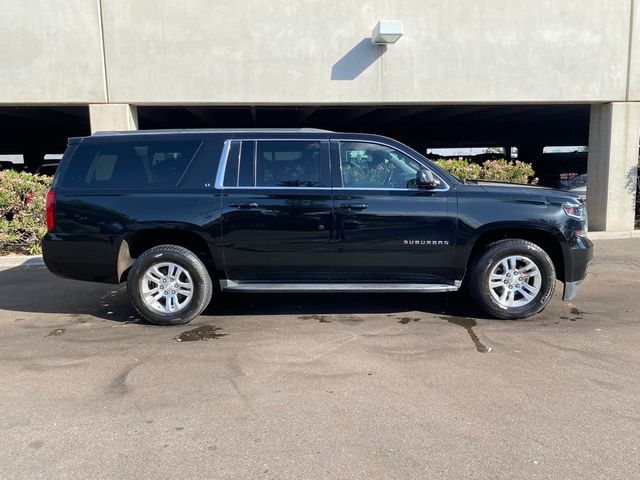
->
0, 104, 590, 164
137, 105, 591, 151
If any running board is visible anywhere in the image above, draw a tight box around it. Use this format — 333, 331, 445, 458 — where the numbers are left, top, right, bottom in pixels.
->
219, 280, 461, 293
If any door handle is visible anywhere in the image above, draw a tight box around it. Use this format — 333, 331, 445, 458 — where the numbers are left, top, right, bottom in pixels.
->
340, 203, 368, 210
229, 202, 259, 209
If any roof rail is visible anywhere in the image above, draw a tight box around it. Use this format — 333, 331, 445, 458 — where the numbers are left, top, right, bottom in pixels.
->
92, 127, 333, 136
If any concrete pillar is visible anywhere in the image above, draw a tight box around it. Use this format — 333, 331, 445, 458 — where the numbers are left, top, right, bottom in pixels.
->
586, 102, 639, 232
89, 104, 138, 133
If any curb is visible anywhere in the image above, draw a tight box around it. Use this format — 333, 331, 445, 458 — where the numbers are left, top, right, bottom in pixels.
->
588, 231, 640, 240
0, 256, 45, 267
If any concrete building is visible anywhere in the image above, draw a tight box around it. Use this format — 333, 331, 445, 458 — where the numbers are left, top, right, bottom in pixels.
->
0, 0, 638, 232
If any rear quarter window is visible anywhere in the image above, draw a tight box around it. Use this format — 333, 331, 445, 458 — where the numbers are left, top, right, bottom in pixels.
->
61, 139, 201, 188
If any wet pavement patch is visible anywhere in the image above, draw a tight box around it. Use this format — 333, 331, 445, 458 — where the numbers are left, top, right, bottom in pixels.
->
569, 307, 584, 321
398, 317, 420, 324
175, 325, 227, 342
299, 315, 331, 323
441, 316, 492, 353
337, 316, 363, 325
45, 328, 65, 337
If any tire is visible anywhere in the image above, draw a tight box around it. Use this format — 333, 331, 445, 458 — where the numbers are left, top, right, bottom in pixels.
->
468, 239, 556, 320
127, 244, 213, 325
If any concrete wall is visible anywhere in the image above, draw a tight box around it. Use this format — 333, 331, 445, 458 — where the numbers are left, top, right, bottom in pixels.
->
0, 0, 106, 104
628, 0, 640, 100
89, 104, 138, 133
1, 0, 638, 105
587, 103, 640, 231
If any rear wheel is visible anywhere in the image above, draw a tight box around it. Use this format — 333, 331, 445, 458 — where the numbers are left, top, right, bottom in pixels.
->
127, 244, 212, 325
468, 239, 556, 319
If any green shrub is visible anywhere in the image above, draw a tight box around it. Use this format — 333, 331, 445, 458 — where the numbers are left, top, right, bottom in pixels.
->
0, 170, 52, 255
479, 159, 538, 184
434, 157, 537, 185
433, 158, 482, 180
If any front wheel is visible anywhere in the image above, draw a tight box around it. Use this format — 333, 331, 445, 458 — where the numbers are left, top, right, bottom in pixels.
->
127, 244, 213, 325
468, 239, 556, 319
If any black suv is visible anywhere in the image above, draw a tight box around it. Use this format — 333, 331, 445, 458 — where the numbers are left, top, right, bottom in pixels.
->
42, 129, 592, 325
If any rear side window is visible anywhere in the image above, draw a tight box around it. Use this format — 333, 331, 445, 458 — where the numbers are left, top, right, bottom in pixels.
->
61, 139, 201, 188
256, 141, 329, 187
222, 140, 330, 188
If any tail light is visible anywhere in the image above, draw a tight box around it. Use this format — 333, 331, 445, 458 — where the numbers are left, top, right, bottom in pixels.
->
45, 189, 55, 231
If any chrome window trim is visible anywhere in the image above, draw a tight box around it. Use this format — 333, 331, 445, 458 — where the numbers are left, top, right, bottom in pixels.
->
331, 187, 445, 192
222, 186, 332, 191
214, 139, 232, 189
336, 139, 450, 192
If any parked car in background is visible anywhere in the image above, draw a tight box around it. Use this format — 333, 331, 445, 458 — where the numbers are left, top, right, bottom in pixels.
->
564, 172, 587, 199
0, 154, 26, 172
533, 147, 587, 190
35, 154, 62, 176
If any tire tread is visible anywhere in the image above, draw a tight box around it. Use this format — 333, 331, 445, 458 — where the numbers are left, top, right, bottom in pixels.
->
127, 244, 213, 325
468, 239, 556, 320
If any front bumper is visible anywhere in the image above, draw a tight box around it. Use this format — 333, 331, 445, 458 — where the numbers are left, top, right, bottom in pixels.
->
562, 279, 584, 301
562, 236, 593, 301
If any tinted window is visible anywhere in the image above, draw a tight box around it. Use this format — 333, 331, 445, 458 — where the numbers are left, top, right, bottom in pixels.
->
339, 142, 424, 189
61, 139, 201, 188
255, 141, 328, 187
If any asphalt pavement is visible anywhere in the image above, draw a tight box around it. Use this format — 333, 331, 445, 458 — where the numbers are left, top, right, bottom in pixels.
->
1, 239, 639, 479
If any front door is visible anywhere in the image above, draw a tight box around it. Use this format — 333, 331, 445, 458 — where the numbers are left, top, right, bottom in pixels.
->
331, 140, 457, 284
220, 139, 333, 282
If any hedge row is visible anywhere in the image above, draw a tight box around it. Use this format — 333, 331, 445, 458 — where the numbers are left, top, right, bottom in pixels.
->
434, 158, 538, 184
0, 170, 52, 255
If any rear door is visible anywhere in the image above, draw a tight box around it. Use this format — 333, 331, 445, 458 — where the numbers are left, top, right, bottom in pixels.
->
330, 139, 457, 284
219, 138, 334, 283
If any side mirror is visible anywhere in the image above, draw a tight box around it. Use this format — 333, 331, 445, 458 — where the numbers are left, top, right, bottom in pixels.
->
416, 169, 440, 189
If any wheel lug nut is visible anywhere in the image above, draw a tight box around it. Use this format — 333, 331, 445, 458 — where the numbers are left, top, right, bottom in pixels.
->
509, 285, 513, 289
518, 277, 523, 281
171, 290, 175, 294
163, 279, 167, 283
506, 273, 511, 277
503, 280, 508, 284
516, 284, 520, 288
170, 278, 174, 282
164, 291, 168, 295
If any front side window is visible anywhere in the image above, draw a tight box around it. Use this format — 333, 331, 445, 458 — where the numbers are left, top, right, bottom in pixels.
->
339, 142, 425, 189
255, 141, 329, 187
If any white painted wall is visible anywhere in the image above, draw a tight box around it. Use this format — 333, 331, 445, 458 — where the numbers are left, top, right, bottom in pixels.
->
101, 0, 634, 104
0, 0, 106, 104
0, 0, 638, 105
